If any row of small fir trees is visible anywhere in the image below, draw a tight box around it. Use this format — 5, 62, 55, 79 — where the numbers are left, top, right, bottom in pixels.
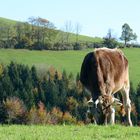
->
0, 62, 140, 125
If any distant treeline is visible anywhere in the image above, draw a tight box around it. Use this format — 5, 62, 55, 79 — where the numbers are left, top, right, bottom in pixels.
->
0, 62, 140, 125
0, 17, 140, 50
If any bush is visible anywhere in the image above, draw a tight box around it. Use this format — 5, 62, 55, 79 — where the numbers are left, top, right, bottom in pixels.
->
27, 104, 77, 125
130, 43, 140, 48
53, 43, 73, 50
73, 43, 82, 50
3, 97, 27, 124
27, 106, 38, 124
87, 43, 94, 48
62, 112, 76, 124
27, 102, 49, 124
48, 107, 63, 124
67, 97, 78, 111
93, 42, 104, 48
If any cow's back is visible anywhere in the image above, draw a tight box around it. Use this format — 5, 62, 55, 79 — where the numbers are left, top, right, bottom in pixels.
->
80, 48, 129, 99
95, 48, 129, 94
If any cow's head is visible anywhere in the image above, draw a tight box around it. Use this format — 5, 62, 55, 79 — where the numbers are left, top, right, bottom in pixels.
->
87, 95, 122, 124
94, 95, 122, 110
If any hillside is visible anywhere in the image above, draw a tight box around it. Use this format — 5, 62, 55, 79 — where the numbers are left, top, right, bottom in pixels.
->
69, 34, 102, 43
0, 48, 140, 87
0, 17, 17, 26
0, 17, 102, 43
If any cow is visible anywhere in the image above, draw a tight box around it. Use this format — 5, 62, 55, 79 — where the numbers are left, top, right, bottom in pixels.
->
80, 47, 132, 126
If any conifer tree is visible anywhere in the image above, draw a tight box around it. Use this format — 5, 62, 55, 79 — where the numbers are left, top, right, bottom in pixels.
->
0, 68, 14, 101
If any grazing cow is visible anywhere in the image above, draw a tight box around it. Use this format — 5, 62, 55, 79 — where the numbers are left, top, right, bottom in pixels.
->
80, 48, 132, 126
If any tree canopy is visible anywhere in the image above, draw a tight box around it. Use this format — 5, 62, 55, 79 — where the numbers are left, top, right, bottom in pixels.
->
120, 23, 137, 46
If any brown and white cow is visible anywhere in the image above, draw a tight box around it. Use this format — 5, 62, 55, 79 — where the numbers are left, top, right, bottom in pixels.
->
80, 47, 132, 126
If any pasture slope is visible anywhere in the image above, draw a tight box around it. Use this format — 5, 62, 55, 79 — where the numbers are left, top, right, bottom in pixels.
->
0, 48, 140, 87
0, 125, 140, 140
0, 17, 102, 43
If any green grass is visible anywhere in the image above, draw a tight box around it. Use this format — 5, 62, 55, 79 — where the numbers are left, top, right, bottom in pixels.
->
0, 49, 86, 74
0, 48, 140, 88
123, 48, 140, 88
0, 125, 140, 140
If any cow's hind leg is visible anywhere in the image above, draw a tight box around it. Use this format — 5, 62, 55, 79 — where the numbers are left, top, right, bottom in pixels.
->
121, 85, 132, 126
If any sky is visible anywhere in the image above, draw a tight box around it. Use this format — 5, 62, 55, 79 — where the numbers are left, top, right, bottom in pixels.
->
0, 0, 140, 42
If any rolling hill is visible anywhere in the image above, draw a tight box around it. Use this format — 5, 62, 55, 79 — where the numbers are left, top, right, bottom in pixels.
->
0, 17, 102, 43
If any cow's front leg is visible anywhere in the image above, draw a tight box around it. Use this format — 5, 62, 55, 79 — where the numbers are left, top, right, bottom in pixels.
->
109, 107, 115, 124
104, 114, 108, 125
104, 107, 115, 125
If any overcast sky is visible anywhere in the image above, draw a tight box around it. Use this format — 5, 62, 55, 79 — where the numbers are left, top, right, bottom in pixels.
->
1, 0, 140, 42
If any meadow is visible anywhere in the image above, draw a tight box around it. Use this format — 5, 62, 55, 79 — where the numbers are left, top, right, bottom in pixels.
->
0, 48, 140, 139
0, 48, 140, 87
0, 125, 140, 140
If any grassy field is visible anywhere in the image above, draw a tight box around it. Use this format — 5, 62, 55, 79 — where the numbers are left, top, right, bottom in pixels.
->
0, 48, 140, 87
0, 125, 140, 140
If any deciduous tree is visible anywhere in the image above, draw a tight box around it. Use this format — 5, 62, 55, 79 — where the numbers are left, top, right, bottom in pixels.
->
120, 23, 137, 46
